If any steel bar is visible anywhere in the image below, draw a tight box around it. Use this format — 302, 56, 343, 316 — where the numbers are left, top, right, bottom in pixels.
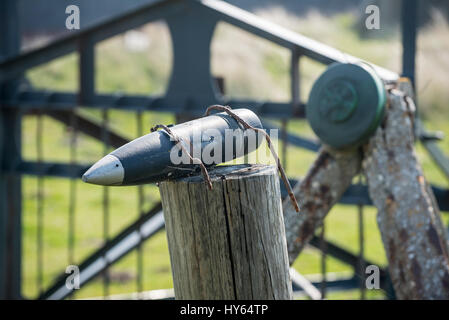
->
136, 111, 144, 298
36, 112, 44, 295
78, 36, 95, 104
401, 0, 418, 88
0, 0, 22, 299
101, 110, 110, 298
4, 91, 307, 119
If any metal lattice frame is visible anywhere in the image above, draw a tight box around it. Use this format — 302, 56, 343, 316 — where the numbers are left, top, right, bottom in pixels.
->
0, 0, 448, 300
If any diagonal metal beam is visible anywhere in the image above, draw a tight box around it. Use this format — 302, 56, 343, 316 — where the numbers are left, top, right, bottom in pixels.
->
42, 109, 129, 149
421, 139, 449, 182
39, 202, 164, 300
197, 0, 398, 82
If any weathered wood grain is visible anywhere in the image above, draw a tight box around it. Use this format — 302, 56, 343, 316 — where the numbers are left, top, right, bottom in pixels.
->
283, 148, 361, 264
159, 164, 292, 300
363, 82, 449, 299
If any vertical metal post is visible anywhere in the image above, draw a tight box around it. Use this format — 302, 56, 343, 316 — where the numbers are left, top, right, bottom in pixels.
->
401, 0, 417, 89
319, 224, 327, 299
0, 0, 22, 299
136, 111, 144, 299
78, 36, 95, 104
68, 110, 78, 299
281, 119, 287, 170
36, 113, 44, 295
290, 49, 300, 110
101, 110, 110, 299
284, 49, 300, 172
357, 175, 365, 300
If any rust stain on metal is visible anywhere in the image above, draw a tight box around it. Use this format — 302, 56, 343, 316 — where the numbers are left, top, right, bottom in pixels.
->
295, 220, 313, 244
302, 201, 318, 212
398, 262, 406, 284
386, 193, 397, 215
320, 185, 330, 195
442, 272, 449, 291
387, 150, 395, 159
427, 224, 443, 255
303, 151, 331, 188
417, 175, 425, 185
411, 258, 423, 293
388, 239, 396, 264
399, 229, 408, 243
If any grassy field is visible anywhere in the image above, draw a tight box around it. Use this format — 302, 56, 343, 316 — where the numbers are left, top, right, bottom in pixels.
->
21, 8, 449, 300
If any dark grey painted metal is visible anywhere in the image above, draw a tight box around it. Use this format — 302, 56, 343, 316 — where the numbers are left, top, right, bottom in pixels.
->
0, 0, 22, 299
3, 90, 306, 119
14, 161, 91, 179
78, 36, 95, 104
291, 49, 301, 114
401, 0, 417, 88
0, 0, 398, 84
165, 4, 220, 109
42, 110, 129, 148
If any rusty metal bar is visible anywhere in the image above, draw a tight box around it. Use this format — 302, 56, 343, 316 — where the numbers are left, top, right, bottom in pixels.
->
101, 109, 110, 298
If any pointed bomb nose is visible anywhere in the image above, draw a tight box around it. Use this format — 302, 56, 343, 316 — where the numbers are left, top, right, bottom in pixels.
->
82, 154, 124, 186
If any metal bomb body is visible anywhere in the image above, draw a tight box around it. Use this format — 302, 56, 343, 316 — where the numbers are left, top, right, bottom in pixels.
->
82, 109, 263, 186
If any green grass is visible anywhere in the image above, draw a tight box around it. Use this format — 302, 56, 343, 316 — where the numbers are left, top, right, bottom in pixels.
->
21, 11, 449, 300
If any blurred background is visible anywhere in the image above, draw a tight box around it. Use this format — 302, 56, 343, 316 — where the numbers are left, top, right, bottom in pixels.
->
7, 0, 449, 299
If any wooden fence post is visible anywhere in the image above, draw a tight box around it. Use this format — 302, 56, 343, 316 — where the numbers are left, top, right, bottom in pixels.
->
159, 164, 292, 300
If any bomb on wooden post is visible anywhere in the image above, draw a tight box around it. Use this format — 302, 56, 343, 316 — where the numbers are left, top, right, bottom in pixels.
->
82, 108, 263, 186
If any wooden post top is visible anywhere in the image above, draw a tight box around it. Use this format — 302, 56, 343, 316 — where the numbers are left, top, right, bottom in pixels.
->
168, 164, 277, 184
